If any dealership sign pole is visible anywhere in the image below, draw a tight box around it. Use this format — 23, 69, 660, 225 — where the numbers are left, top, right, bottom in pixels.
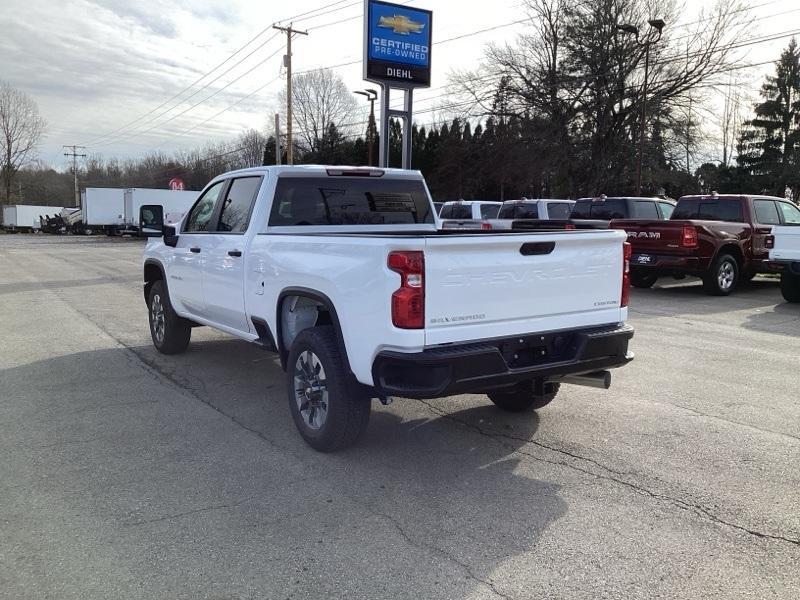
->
363, 0, 432, 169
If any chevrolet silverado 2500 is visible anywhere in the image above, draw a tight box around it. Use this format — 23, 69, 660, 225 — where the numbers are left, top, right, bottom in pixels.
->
143, 166, 634, 451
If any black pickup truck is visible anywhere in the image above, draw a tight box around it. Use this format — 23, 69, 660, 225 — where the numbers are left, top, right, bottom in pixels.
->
569, 196, 676, 229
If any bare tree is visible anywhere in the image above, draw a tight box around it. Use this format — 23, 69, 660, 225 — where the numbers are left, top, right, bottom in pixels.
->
235, 128, 268, 168
0, 81, 46, 209
449, 0, 751, 194
721, 79, 745, 166
279, 68, 358, 152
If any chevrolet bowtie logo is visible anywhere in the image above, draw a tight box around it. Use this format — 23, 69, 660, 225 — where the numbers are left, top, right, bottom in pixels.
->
378, 14, 425, 35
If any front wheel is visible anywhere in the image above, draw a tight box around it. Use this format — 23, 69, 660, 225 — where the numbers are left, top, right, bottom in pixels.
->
148, 280, 191, 354
780, 272, 800, 303
630, 269, 658, 289
487, 381, 560, 412
287, 326, 371, 452
703, 254, 739, 296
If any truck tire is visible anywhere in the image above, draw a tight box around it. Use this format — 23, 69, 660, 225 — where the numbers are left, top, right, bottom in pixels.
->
287, 326, 370, 452
780, 272, 800, 303
630, 269, 658, 289
148, 280, 191, 354
703, 254, 738, 296
488, 381, 560, 412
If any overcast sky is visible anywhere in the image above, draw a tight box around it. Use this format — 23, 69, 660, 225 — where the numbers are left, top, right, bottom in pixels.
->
1, 0, 798, 169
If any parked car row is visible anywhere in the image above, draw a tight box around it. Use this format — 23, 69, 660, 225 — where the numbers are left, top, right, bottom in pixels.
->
433, 193, 800, 301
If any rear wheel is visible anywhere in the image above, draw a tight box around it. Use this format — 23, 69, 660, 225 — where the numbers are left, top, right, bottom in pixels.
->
630, 269, 658, 289
780, 272, 800, 303
703, 254, 738, 296
287, 326, 371, 452
487, 381, 560, 412
148, 280, 191, 354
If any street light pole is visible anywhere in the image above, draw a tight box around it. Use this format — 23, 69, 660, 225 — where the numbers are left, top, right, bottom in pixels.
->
617, 19, 665, 196
354, 89, 378, 166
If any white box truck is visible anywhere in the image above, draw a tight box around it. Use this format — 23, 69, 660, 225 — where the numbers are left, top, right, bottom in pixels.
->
123, 188, 199, 233
79, 188, 125, 234
2, 205, 65, 232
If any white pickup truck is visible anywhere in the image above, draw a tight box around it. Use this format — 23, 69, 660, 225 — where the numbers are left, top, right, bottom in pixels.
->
143, 166, 634, 451
485, 199, 576, 230
769, 222, 800, 302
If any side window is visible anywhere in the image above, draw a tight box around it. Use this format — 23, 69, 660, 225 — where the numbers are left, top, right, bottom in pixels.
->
216, 177, 261, 233
779, 202, 800, 224
480, 204, 499, 219
516, 204, 539, 219
498, 204, 515, 219
634, 201, 659, 219
546, 203, 572, 220
184, 181, 225, 232
753, 200, 780, 225
440, 205, 453, 219
659, 202, 675, 219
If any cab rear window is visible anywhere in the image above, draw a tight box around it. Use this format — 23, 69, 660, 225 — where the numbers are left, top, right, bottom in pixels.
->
268, 177, 435, 226
498, 204, 538, 219
672, 199, 744, 222
570, 199, 628, 220
440, 204, 472, 219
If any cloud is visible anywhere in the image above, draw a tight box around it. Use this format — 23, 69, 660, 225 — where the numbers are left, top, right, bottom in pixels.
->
88, 0, 178, 38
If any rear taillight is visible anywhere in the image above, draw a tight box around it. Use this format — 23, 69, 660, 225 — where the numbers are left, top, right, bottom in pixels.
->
765, 234, 775, 249
682, 226, 698, 248
480, 222, 493, 230
565, 223, 576, 230
621, 242, 631, 308
388, 251, 425, 329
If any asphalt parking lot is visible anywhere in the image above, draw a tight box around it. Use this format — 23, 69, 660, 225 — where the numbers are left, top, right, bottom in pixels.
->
1, 234, 798, 600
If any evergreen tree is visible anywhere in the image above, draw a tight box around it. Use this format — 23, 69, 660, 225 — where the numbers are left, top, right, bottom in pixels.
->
738, 39, 800, 198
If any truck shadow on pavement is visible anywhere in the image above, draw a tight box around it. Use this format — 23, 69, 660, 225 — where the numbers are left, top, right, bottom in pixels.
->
3, 339, 568, 598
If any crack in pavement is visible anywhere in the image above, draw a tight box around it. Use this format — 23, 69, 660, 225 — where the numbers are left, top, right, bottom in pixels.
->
655, 400, 800, 443
414, 399, 800, 549
368, 507, 513, 600
126, 494, 259, 527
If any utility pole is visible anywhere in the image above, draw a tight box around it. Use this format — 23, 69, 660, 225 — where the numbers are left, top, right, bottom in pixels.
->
63, 145, 87, 208
616, 19, 665, 196
354, 89, 378, 166
275, 113, 282, 165
273, 23, 308, 165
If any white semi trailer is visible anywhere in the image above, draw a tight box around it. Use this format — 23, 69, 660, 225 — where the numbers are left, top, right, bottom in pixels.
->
2, 205, 66, 232
123, 188, 199, 233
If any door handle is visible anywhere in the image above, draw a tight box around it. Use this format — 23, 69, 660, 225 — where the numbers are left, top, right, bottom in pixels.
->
189, 247, 201, 253
228, 250, 242, 257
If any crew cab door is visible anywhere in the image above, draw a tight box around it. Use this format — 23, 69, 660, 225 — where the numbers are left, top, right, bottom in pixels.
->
170, 180, 226, 317
201, 176, 262, 332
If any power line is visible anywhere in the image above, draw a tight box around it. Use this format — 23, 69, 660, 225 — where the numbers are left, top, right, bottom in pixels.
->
81, 0, 359, 147
84, 32, 282, 147
92, 46, 285, 148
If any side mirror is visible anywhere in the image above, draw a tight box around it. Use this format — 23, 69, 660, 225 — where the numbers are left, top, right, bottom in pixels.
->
164, 225, 179, 247
139, 204, 164, 237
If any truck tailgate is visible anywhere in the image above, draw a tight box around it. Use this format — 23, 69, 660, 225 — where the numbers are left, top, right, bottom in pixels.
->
612, 219, 689, 253
423, 230, 626, 346
772, 225, 800, 262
